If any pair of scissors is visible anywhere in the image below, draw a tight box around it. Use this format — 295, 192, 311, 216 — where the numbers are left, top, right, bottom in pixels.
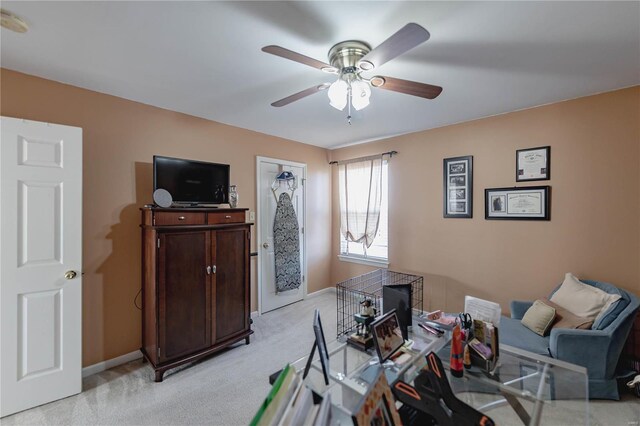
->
458, 313, 472, 330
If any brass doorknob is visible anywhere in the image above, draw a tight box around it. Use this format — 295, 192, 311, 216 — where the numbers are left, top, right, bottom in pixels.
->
64, 270, 77, 280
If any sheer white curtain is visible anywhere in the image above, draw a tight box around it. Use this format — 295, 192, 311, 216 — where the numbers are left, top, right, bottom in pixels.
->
338, 155, 384, 249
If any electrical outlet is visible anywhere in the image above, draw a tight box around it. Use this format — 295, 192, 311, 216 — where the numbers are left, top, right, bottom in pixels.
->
249, 211, 255, 221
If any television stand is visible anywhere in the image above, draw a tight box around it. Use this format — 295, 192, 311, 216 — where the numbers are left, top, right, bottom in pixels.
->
140, 206, 253, 381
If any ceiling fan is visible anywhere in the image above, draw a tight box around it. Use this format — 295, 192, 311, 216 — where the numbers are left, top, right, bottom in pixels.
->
262, 23, 442, 123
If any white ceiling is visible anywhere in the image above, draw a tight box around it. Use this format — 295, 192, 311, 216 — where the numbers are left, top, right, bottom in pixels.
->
1, 1, 639, 149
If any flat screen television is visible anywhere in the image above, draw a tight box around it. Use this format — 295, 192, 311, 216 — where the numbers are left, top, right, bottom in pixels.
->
153, 155, 230, 205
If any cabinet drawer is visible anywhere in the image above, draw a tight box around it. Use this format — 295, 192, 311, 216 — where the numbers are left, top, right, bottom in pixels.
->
207, 211, 245, 224
154, 212, 206, 226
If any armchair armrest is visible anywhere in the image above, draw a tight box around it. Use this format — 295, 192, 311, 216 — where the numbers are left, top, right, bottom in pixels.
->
550, 328, 611, 378
510, 300, 533, 320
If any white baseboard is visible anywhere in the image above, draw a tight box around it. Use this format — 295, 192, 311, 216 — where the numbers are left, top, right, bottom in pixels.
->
307, 286, 336, 298
82, 350, 142, 378
252, 287, 335, 317
82, 289, 336, 378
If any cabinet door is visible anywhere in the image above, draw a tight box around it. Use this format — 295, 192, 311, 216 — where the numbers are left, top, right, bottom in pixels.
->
158, 231, 211, 362
213, 228, 249, 342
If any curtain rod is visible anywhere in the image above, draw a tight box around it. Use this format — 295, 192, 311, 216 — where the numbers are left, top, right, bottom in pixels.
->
329, 150, 398, 165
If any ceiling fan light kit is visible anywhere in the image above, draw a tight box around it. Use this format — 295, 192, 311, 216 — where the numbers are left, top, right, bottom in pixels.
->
326, 41, 373, 115
328, 79, 349, 110
262, 23, 443, 123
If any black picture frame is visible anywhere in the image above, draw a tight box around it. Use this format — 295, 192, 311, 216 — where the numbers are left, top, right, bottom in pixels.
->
382, 284, 412, 341
371, 310, 405, 364
303, 309, 331, 385
516, 146, 550, 182
485, 186, 551, 220
313, 309, 330, 385
443, 155, 473, 218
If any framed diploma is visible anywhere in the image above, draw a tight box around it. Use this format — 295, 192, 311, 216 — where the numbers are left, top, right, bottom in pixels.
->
485, 186, 550, 220
443, 155, 473, 218
516, 146, 550, 181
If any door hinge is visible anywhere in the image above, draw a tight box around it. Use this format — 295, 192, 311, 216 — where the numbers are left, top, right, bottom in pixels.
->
302, 178, 306, 186
157, 238, 160, 249
301, 227, 304, 235
248, 231, 251, 240
157, 347, 161, 358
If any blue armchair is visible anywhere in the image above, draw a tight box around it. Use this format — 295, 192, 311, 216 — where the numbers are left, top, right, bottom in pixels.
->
500, 279, 639, 399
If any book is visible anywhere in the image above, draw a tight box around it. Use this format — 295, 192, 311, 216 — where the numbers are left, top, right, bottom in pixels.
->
433, 315, 457, 329
278, 381, 304, 426
250, 364, 299, 426
313, 394, 332, 426
473, 320, 486, 344
468, 338, 493, 360
390, 350, 413, 366
288, 387, 314, 426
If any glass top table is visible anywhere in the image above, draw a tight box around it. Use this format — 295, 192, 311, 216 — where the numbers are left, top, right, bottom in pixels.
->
287, 319, 589, 425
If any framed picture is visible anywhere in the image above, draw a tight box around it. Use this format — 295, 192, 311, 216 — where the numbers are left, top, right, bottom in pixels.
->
351, 370, 402, 425
371, 310, 405, 363
516, 146, 550, 181
303, 309, 330, 385
485, 186, 551, 220
443, 155, 473, 218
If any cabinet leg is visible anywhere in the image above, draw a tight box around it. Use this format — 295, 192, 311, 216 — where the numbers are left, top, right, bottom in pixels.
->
154, 370, 164, 382
245, 336, 250, 345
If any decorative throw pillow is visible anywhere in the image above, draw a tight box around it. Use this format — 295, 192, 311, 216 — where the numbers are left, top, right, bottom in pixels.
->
521, 300, 556, 336
550, 273, 621, 322
541, 298, 593, 330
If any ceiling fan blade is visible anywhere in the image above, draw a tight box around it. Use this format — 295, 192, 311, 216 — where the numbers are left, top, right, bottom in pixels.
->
262, 45, 337, 72
371, 76, 442, 99
358, 23, 430, 70
271, 83, 330, 107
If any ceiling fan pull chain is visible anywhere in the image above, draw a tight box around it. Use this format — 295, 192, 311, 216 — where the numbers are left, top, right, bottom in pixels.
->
347, 86, 352, 125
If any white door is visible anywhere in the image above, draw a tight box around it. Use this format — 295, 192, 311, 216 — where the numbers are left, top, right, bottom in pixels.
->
257, 157, 306, 314
1, 117, 83, 417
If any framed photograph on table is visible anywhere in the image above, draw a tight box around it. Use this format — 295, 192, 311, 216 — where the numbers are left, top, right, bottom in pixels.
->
351, 370, 401, 426
485, 186, 550, 220
516, 146, 550, 181
443, 156, 473, 218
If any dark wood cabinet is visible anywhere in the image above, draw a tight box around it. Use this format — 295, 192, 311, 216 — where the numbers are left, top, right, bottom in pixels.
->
140, 207, 253, 382
213, 228, 249, 342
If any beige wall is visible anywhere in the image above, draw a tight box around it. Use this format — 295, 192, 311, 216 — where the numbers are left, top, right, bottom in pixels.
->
2, 67, 638, 366
0, 69, 332, 366
330, 87, 640, 313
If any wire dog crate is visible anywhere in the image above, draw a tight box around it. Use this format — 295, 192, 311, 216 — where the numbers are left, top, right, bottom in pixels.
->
336, 269, 424, 339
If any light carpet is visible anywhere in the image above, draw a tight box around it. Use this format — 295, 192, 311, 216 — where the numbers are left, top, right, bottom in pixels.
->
2, 292, 638, 425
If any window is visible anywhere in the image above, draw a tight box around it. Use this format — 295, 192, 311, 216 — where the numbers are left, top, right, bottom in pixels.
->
339, 161, 388, 266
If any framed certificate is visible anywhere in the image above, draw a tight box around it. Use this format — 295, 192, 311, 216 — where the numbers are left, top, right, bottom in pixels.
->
485, 186, 550, 220
516, 146, 550, 182
443, 155, 473, 218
